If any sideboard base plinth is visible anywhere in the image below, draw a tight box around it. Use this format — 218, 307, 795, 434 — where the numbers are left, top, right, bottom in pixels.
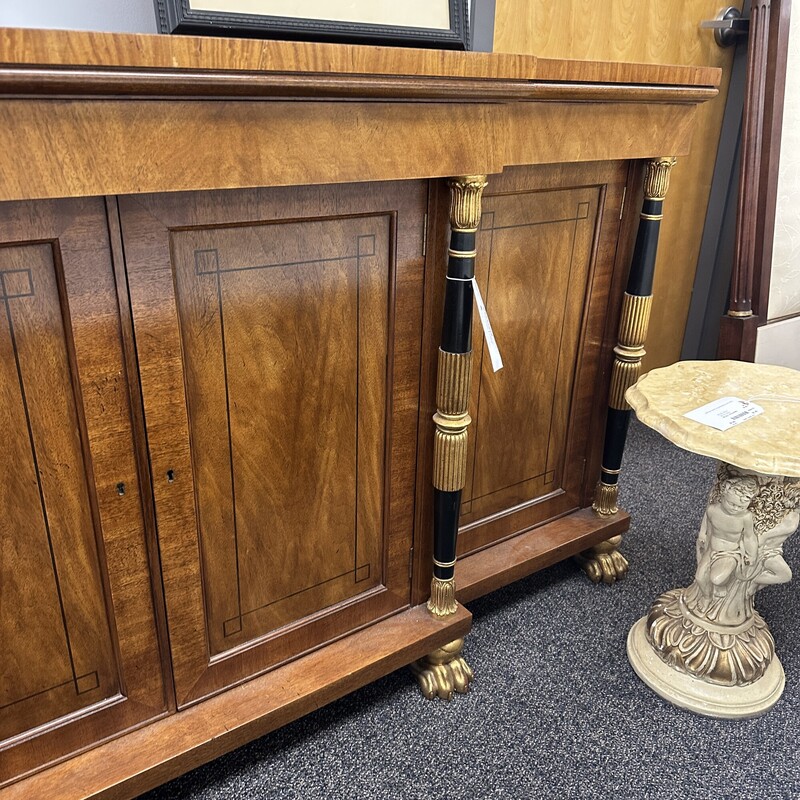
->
627, 617, 785, 719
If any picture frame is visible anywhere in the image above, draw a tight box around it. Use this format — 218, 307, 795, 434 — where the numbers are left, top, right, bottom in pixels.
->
155, 0, 470, 50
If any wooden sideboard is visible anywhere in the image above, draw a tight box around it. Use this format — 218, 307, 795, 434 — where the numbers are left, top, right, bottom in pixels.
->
0, 28, 719, 799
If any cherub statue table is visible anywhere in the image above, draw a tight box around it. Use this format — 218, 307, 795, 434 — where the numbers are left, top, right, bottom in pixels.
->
625, 360, 800, 718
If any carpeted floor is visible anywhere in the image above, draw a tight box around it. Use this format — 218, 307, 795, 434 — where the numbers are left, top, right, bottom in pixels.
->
141, 420, 800, 799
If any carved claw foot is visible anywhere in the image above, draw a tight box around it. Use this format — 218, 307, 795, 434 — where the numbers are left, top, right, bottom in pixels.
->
574, 535, 629, 584
410, 638, 473, 700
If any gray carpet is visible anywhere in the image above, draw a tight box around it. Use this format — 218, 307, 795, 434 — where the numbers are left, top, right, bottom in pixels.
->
141, 420, 800, 799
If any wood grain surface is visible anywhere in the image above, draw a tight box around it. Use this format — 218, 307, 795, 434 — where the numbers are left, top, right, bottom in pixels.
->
456, 508, 630, 603
171, 216, 387, 657
494, 0, 739, 371
0, 199, 165, 787
0, 241, 119, 741
0, 26, 719, 85
0, 67, 718, 103
412, 162, 628, 602
2, 604, 470, 800
0, 27, 719, 203
119, 180, 426, 707
461, 163, 628, 556
0, 98, 704, 204
0, 100, 501, 202
461, 186, 598, 521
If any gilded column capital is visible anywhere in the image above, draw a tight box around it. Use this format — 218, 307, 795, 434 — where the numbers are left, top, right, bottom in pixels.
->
643, 157, 677, 201
448, 175, 488, 230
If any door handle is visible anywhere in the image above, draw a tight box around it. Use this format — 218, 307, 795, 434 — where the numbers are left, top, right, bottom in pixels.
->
700, 6, 749, 47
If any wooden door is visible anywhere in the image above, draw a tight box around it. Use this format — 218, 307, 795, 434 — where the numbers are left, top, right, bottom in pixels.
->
461, 163, 628, 554
414, 162, 629, 578
494, 0, 741, 371
0, 199, 166, 786
119, 181, 426, 707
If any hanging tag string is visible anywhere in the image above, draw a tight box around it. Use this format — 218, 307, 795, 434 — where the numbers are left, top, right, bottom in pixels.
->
445, 275, 504, 371
471, 278, 503, 372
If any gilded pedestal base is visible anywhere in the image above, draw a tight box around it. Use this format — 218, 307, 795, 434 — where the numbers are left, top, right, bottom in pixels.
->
574, 534, 629, 584
410, 638, 473, 701
627, 617, 785, 718
645, 587, 775, 685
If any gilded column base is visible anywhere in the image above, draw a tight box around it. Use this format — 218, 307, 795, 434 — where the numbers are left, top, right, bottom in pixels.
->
592, 480, 619, 516
627, 617, 784, 719
410, 638, 474, 701
574, 534, 629, 584
427, 576, 458, 617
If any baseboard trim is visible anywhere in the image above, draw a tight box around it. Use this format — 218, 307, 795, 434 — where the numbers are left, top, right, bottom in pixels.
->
3, 604, 471, 800
456, 506, 631, 603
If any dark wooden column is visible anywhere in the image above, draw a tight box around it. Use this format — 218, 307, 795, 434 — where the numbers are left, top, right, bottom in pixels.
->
577, 157, 676, 584
428, 175, 487, 616
410, 176, 486, 701
718, 0, 791, 359
594, 157, 676, 515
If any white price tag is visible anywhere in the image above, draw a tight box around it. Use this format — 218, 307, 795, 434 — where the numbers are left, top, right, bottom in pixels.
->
684, 396, 764, 431
471, 277, 503, 372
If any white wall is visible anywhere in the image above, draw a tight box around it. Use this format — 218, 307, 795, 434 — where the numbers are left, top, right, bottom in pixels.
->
768, 6, 800, 321
757, 7, 800, 369
755, 316, 800, 369
0, 1, 158, 33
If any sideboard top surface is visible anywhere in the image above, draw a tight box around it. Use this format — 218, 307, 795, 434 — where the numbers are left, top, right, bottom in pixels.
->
0, 27, 720, 89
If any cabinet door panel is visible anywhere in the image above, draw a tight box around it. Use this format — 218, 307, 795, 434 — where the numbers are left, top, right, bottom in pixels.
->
173, 218, 387, 656
456, 163, 627, 554
0, 199, 166, 787
413, 162, 628, 589
460, 188, 597, 523
456, 164, 626, 554
120, 182, 425, 706
0, 242, 119, 739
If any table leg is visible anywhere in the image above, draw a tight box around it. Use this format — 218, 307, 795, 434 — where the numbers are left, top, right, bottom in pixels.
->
577, 156, 677, 584
628, 463, 800, 717
412, 175, 487, 699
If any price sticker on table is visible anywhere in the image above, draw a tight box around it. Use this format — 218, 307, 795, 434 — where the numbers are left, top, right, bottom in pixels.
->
683, 396, 764, 431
